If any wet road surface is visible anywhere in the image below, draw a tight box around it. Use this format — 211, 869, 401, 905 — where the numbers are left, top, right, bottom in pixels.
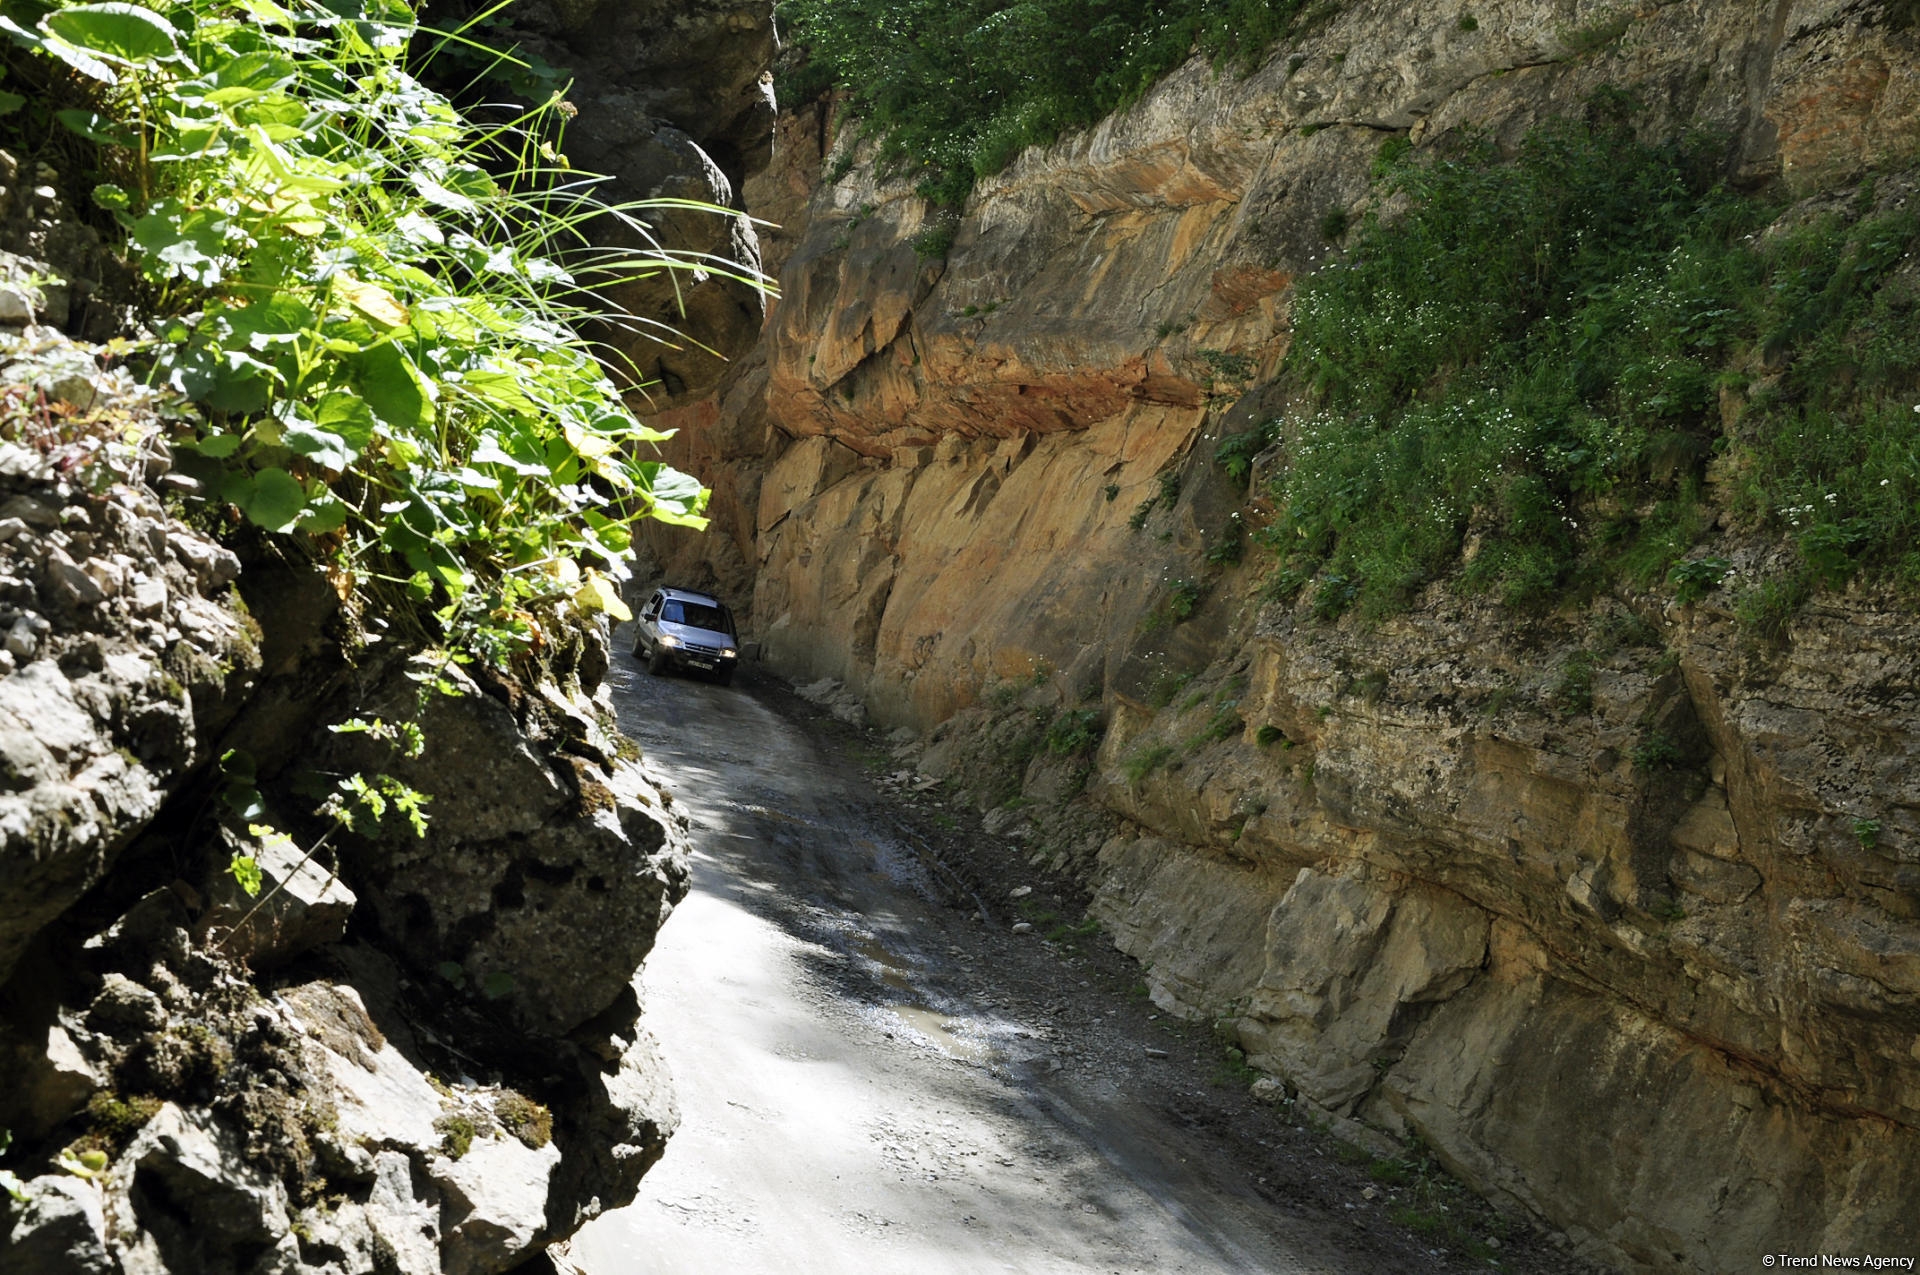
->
563, 652, 1377, 1275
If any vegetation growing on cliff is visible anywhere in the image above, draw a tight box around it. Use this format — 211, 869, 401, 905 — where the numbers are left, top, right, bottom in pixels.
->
780, 0, 1318, 204
1, 0, 744, 663
1261, 103, 1920, 620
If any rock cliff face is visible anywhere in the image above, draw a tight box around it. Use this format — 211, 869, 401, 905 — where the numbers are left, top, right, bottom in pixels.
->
469, 0, 777, 405
0, 131, 699, 1275
641, 0, 1920, 1268
0, 0, 783, 1260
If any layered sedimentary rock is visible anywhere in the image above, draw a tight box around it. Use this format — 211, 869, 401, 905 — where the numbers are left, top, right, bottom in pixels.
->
640, 0, 1920, 1267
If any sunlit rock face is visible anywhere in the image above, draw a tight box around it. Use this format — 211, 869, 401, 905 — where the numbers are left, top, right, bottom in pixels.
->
635, 0, 1920, 1267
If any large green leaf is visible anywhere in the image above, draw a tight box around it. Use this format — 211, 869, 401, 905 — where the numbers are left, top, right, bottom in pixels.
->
131, 200, 233, 286
169, 342, 276, 414
316, 390, 377, 450
283, 420, 356, 470
351, 342, 435, 435
284, 391, 374, 470
56, 108, 138, 145
641, 463, 709, 528
43, 3, 179, 66
225, 467, 308, 531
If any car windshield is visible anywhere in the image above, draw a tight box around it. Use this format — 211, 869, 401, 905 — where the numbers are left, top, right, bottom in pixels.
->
661, 600, 730, 633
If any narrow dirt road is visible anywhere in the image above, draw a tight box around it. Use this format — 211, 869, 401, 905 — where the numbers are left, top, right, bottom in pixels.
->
564, 654, 1588, 1275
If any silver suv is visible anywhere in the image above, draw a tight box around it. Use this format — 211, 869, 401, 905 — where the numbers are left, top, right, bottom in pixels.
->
630, 586, 741, 685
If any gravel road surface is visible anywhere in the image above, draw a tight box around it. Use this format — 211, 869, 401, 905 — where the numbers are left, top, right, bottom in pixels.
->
563, 652, 1595, 1275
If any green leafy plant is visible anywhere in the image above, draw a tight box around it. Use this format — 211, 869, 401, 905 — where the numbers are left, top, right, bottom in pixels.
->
1167, 578, 1203, 621
1215, 420, 1280, 485
1122, 743, 1174, 784
1552, 649, 1595, 717
6, 0, 759, 673
781, 0, 1319, 206
1853, 817, 1882, 850
1734, 573, 1812, 647
1261, 100, 1920, 621
1206, 519, 1245, 566
1668, 555, 1731, 603
1044, 707, 1104, 756
1198, 347, 1255, 383
912, 223, 955, 258
1631, 732, 1683, 771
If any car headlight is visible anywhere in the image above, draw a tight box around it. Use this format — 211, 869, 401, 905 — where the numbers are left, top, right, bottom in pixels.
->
720, 648, 737, 659
658, 634, 681, 648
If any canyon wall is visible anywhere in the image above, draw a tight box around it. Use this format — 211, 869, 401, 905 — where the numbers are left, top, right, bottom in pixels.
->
640, 0, 1920, 1268
0, 0, 775, 1265
0, 250, 694, 1273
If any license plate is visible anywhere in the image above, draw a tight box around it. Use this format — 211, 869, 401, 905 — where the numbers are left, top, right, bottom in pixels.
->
690, 660, 714, 670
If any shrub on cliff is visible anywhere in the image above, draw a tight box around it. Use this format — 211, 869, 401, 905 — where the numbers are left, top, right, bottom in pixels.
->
1, 0, 753, 662
780, 0, 1314, 204
1265, 106, 1920, 619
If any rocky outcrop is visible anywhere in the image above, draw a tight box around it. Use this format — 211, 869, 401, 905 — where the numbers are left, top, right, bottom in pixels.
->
0, 314, 258, 987
0, 235, 690, 1271
462, 0, 778, 405
638, 0, 1920, 1267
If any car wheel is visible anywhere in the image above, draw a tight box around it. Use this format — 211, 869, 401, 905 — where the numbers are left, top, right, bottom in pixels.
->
647, 646, 670, 676
713, 666, 734, 687
630, 630, 648, 659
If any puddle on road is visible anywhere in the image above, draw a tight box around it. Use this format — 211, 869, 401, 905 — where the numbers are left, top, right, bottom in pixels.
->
856, 936, 994, 1064
857, 938, 915, 995
890, 1004, 994, 1064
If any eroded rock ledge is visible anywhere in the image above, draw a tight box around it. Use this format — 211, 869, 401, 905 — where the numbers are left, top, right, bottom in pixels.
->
640, 0, 1920, 1268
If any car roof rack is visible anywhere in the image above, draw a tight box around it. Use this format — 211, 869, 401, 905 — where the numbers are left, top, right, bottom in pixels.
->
659, 586, 723, 605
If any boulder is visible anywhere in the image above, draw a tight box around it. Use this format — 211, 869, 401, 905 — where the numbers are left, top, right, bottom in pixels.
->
104, 1104, 298, 1274
0, 1174, 113, 1275
202, 828, 356, 970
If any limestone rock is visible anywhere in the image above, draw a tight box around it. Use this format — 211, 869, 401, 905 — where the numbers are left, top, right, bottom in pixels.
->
0, 1174, 113, 1275
430, 1133, 564, 1275
10, 1025, 105, 1139
279, 981, 444, 1155
0, 417, 260, 983
203, 827, 356, 970
364, 1151, 443, 1275
322, 661, 689, 1037
104, 1104, 298, 1273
